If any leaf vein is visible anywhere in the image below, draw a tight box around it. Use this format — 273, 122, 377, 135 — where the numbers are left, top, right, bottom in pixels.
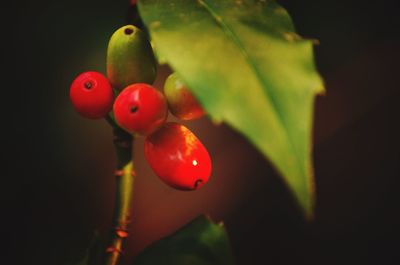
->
198, 0, 303, 174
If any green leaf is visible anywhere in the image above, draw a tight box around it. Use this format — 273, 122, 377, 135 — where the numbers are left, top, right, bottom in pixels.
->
138, 0, 324, 218
68, 254, 89, 265
66, 232, 104, 265
133, 215, 234, 265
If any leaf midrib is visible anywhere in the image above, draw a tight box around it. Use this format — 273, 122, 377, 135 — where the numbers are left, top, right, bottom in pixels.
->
198, 0, 304, 175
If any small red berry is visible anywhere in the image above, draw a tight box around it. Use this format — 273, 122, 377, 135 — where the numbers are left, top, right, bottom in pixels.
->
69, 71, 114, 119
113, 83, 168, 135
144, 122, 212, 191
164, 72, 205, 120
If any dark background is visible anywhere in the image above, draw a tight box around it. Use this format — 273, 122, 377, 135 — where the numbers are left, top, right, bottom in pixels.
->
3, 0, 400, 264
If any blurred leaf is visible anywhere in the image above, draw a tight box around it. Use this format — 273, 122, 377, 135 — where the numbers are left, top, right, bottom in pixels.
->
133, 215, 234, 265
72, 255, 89, 265
66, 232, 104, 265
138, 0, 324, 217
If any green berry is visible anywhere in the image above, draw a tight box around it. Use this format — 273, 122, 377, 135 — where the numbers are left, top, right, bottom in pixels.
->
164, 73, 205, 120
107, 25, 157, 91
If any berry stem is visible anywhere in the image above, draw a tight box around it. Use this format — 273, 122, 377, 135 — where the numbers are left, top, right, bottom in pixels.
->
104, 115, 134, 265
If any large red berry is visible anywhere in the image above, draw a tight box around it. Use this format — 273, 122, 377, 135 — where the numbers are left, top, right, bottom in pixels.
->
163, 72, 205, 120
113, 83, 168, 135
144, 122, 212, 191
69, 71, 114, 119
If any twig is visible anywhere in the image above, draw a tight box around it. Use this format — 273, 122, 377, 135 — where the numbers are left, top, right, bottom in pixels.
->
104, 116, 134, 265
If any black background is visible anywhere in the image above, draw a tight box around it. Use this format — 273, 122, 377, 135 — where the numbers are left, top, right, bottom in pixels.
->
3, 0, 400, 264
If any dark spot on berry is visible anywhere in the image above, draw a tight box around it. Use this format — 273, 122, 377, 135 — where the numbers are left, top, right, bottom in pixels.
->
194, 179, 203, 189
124, 27, 134, 35
130, 106, 139, 113
84, 81, 93, 90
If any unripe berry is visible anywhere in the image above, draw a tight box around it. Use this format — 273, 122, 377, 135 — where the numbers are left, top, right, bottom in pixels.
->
107, 25, 157, 91
113, 83, 168, 135
69, 71, 114, 119
164, 72, 205, 120
144, 122, 212, 191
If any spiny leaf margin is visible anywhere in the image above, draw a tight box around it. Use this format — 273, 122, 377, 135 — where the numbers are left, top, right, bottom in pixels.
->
137, 0, 324, 218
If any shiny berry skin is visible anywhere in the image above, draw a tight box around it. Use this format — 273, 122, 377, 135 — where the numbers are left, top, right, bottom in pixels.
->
144, 122, 212, 191
113, 83, 168, 135
164, 72, 205, 120
69, 71, 114, 119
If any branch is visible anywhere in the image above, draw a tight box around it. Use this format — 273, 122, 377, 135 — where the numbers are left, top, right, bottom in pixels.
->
104, 116, 135, 265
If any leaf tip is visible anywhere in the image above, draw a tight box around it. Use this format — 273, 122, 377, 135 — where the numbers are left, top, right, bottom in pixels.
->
302, 201, 315, 222
311, 38, 321, 45
315, 77, 326, 95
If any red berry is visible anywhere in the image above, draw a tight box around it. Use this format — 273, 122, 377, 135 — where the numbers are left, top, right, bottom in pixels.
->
144, 122, 212, 190
164, 72, 205, 120
69, 71, 114, 119
113, 83, 168, 135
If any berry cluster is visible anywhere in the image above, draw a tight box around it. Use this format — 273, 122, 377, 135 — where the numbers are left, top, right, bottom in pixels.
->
69, 25, 211, 191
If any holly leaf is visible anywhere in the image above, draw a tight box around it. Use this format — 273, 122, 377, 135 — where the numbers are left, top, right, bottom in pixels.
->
133, 215, 234, 265
137, 0, 324, 218
66, 232, 104, 265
